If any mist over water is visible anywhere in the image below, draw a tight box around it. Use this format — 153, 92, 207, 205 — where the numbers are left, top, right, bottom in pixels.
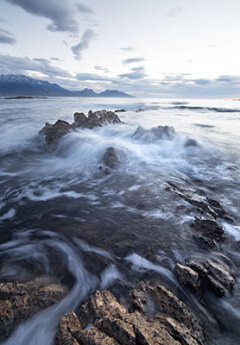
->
0, 97, 240, 344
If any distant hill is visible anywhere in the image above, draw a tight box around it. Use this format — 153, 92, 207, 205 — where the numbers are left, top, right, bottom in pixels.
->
0, 75, 133, 98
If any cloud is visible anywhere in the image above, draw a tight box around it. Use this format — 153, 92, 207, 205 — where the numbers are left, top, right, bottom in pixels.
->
0, 28, 16, 44
94, 65, 110, 73
119, 66, 147, 80
120, 46, 136, 52
5, 0, 79, 33
76, 73, 111, 81
0, 54, 71, 78
50, 57, 63, 61
76, 3, 93, 14
123, 57, 145, 64
72, 28, 96, 59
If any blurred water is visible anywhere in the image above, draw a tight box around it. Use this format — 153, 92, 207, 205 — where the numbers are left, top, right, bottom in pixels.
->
0, 97, 240, 344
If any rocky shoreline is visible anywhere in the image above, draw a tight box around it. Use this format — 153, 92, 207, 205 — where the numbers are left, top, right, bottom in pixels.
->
0, 109, 238, 344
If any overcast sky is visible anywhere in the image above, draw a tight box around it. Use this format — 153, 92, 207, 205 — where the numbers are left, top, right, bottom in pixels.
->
0, 0, 240, 97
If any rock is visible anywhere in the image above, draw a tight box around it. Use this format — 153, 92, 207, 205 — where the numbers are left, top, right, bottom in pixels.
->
193, 217, 225, 248
0, 281, 67, 341
40, 110, 123, 148
114, 109, 126, 113
73, 110, 122, 129
176, 256, 234, 297
141, 283, 203, 343
184, 138, 199, 147
165, 183, 218, 219
133, 125, 176, 141
40, 120, 73, 147
175, 263, 200, 291
102, 147, 120, 170
73, 112, 88, 128
56, 284, 204, 345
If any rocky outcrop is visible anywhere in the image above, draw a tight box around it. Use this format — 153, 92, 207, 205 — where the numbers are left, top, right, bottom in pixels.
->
133, 125, 176, 141
56, 283, 204, 345
99, 147, 121, 174
40, 120, 73, 148
165, 183, 231, 248
73, 110, 122, 129
175, 256, 234, 297
40, 110, 123, 148
165, 183, 228, 220
0, 281, 67, 341
192, 217, 225, 248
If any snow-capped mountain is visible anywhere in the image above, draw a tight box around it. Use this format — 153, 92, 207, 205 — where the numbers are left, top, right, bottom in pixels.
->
0, 74, 133, 97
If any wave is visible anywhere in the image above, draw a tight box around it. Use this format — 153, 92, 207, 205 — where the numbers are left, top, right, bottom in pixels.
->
135, 104, 240, 113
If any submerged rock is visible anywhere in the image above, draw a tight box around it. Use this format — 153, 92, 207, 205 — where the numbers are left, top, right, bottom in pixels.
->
133, 125, 176, 141
56, 283, 204, 345
102, 147, 120, 170
176, 256, 234, 297
0, 281, 67, 341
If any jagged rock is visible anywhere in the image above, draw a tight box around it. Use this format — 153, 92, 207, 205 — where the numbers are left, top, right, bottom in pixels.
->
175, 263, 200, 291
193, 217, 225, 248
40, 120, 73, 147
56, 284, 204, 345
165, 183, 219, 219
133, 125, 176, 141
0, 281, 67, 341
176, 256, 234, 297
73, 112, 88, 128
73, 110, 122, 129
141, 283, 203, 344
40, 110, 123, 148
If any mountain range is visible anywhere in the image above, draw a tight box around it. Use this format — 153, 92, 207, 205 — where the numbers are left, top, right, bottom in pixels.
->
0, 75, 133, 98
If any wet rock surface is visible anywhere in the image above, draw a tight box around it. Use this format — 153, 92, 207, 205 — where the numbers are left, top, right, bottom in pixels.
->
165, 183, 230, 248
56, 283, 205, 345
133, 125, 176, 141
40, 110, 123, 148
99, 147, 124, 174
176, 255, 234, 297
40, 120, 73, 148
0, 280, 67, 341
192, 217, 225, 248
73, 110, 122, 129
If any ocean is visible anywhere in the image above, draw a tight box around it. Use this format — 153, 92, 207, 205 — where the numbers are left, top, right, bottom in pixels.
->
0, 96, 240, 344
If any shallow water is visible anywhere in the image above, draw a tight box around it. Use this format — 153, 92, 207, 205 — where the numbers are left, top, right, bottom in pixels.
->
0, 96, 240, 344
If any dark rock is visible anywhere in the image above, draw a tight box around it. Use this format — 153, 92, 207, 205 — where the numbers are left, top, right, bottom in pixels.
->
175, 263, 200, 291
133, 125, 176, 141
184, 138, 199, 147
73, 110, 123, 129
165, 183, 218, 219
114, 109, 126, 113
73, 112, 88, 128
102, 147, 120, 170
176, 256, 234, 297
0, 281, 67, 341
193, 217, 225, 248
56, 284, 204, 345
40, 110, 123, 148
40, 120, 73, 147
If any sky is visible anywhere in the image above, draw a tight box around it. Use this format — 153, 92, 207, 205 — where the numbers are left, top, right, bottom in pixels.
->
0, 0, 240, 97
